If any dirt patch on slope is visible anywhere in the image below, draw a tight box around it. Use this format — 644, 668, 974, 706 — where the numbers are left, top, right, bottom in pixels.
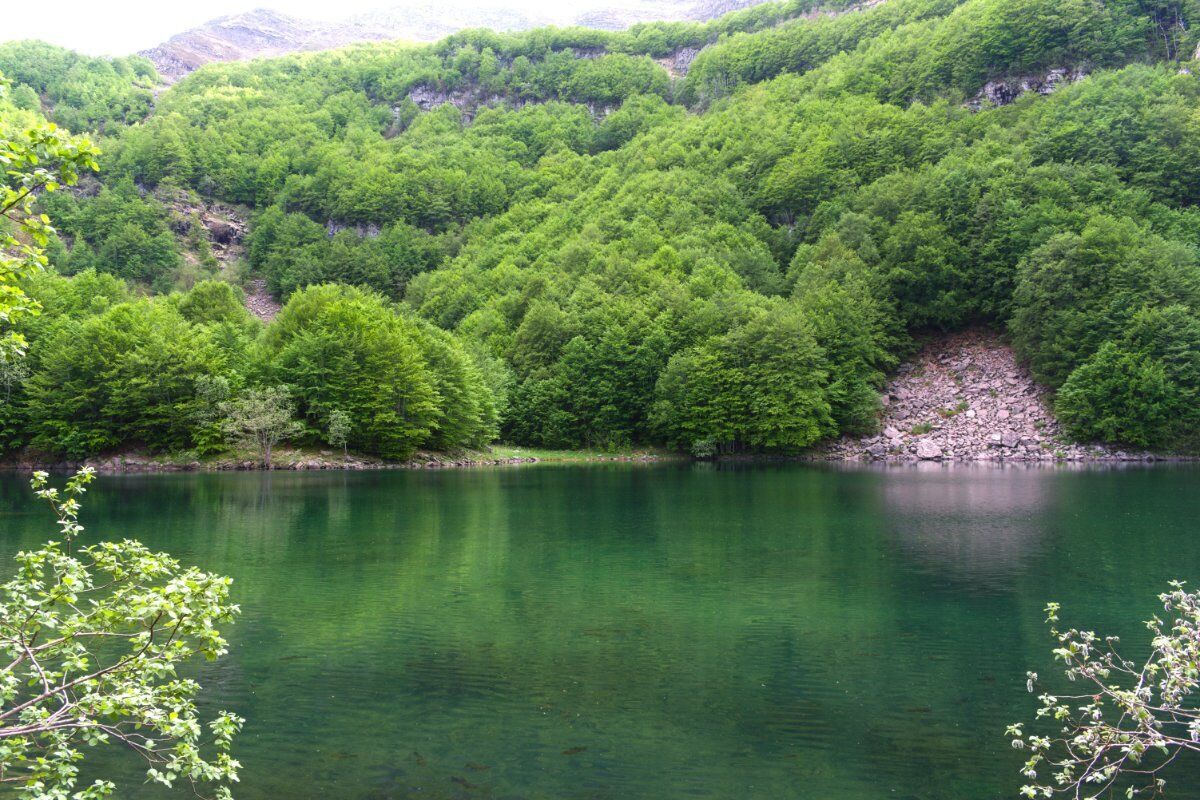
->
243, 279, 281, 322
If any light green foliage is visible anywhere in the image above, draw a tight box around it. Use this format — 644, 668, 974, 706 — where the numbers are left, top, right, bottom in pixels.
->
0, 468, 241, 799
0, 42, 157, 133
175, 280, 255, 329
1011, 582, 1200, 798
327, 408, 351, 456
220, 385, 302, 468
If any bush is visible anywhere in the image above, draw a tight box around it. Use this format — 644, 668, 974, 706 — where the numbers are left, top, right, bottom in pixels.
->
265, 285, 442, 459
1010, 216, 1200, 387
1056, 306, 1200, 450
24, 300, 233, 457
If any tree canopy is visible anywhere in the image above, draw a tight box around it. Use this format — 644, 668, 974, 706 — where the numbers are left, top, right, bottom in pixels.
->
3, 0, 1200, 457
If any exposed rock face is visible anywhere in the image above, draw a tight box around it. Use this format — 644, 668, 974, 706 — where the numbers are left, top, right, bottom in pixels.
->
325, 220, 382, 238
968, 66, 1088, 110
657, 47, 700, 78
404, 80, 617, 119
163, 190, 248, 269
140, 9, 405, 83
818, 330, 1151, 463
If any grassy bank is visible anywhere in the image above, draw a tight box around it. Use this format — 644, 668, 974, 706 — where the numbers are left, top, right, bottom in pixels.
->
483, 445, 680, 463
1, 443, 683, 473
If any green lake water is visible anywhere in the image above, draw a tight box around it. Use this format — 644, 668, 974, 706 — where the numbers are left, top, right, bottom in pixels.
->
1, 462, 1199, 799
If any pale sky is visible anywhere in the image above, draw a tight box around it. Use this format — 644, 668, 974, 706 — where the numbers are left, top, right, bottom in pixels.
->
1, 0, 573, 56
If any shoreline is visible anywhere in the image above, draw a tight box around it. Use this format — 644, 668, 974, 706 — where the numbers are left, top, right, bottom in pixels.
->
3, 447, 1192, 476
0, 446, 683, 475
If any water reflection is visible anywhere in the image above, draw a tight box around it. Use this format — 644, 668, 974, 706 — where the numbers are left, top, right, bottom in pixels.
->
875, 464, 1054, 588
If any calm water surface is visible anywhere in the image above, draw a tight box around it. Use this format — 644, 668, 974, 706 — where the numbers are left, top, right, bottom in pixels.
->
1, 462, 1198, 800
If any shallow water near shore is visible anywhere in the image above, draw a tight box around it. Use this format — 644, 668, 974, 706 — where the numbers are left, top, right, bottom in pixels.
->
1, 462, 1199, 799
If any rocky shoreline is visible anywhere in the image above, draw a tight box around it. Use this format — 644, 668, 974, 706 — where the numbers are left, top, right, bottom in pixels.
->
816, 330, 1177, 464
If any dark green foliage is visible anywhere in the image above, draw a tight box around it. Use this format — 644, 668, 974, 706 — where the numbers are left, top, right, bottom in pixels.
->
263, 284, 496, 459
504, 305, 671, 449
247, 207, 445, 298
410, 318, 500, 449
652, 305, 835, 453
1010, 216, 1200, 388
40, 178, 181, 287
793, 276, 900, 434
1056, 306, 1200, 449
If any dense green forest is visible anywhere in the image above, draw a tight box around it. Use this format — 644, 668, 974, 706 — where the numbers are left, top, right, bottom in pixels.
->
2, 0, 1200, 461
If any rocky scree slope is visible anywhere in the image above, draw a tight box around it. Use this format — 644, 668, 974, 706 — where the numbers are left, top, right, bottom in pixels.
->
819, 331, 1154, 463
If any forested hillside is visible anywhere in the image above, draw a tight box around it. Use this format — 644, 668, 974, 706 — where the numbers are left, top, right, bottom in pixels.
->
2, 0, 1200, 462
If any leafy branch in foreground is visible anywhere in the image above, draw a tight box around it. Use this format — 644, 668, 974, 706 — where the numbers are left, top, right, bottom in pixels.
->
1009, 583, 1200, 799
0, 468, 243, 799
0, 73, 100, 363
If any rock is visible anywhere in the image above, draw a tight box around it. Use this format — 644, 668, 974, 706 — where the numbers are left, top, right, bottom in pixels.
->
205, 218, 240, 244
244, 279, 282, 322
916, 441, 942, 460
814, 329, 1141, 464
968, 67, 1088, 110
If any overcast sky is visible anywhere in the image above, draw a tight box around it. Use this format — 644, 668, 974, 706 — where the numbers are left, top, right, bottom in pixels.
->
2, 0, 572, 56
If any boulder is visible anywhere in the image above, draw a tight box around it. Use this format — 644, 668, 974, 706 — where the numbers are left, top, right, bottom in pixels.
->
916, 440, 942, 460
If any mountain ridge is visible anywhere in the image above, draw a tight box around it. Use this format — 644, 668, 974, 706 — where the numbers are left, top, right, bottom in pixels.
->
139, 0, 775, 82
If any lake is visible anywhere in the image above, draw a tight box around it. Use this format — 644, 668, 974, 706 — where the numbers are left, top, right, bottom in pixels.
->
1, 462, 1198, 799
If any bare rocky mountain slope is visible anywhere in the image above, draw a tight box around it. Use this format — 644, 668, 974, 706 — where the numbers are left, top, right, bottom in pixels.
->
818, 331, 1154, 463
140, 0, 775, 82
140, 9, 401, 82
